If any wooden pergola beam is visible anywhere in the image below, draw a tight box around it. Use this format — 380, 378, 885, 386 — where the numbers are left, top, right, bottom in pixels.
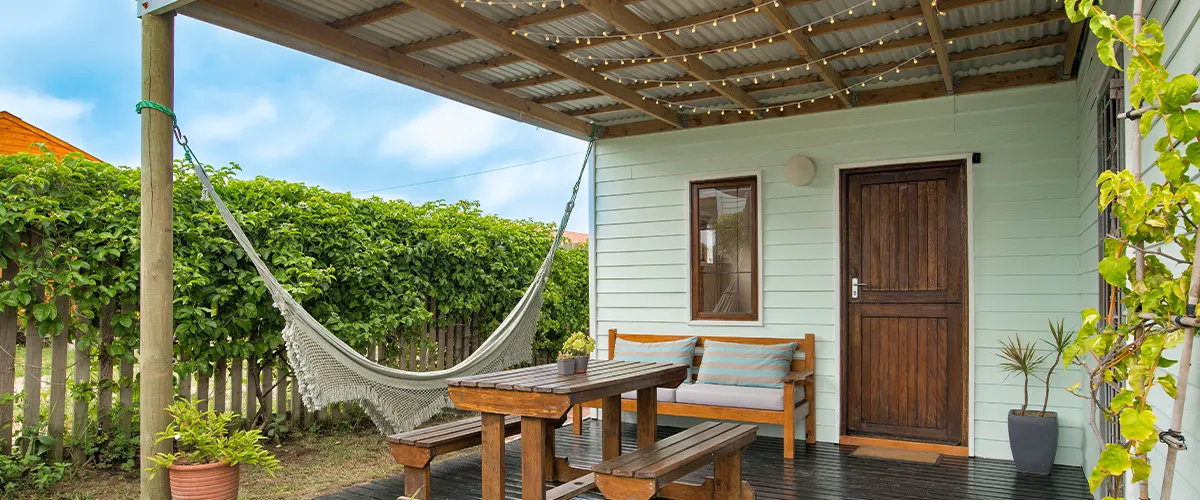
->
328, 2, 414, 31
919, 0, 954, 93
540, 11, 1067, 108
402, 0, 682, 127
197, 0, 593, 137
1062, 20, 1086, 77
577, 0, 761, 110
753, 0, 851, 107
567, 35, 1066, 117
605, 66, 1065, 136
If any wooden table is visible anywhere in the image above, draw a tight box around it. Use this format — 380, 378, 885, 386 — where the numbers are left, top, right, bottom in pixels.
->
447, 360, 689, 500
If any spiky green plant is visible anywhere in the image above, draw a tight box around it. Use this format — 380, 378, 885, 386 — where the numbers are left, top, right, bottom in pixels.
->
1039, 320, 1076, 414
998, 334, 1048, 415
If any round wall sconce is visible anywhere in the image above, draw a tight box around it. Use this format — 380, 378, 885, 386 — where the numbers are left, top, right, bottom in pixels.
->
783, 155, 816, 186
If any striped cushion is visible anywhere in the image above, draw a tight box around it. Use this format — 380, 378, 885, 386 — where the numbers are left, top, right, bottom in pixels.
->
613, 337, 698, 382
696, 340, 796, 389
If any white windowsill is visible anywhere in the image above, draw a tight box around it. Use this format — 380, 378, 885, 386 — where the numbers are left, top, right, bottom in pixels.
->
686, 319, 764, 327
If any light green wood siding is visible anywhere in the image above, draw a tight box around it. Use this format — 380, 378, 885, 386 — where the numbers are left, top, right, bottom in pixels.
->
593, 82, 1085, 465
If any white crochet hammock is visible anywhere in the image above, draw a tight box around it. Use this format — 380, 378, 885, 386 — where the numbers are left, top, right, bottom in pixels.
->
190, 141, 593, 436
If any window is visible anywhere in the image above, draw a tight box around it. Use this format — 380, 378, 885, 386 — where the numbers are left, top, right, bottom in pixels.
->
690, 176, 758, 321
1096, 69, 1125, 500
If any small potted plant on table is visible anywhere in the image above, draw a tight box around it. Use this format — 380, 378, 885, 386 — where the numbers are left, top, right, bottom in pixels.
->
557, 351, 576, 375
148, 398, 281, 500
562, 331, 595, 373
999, 320, 1075, 475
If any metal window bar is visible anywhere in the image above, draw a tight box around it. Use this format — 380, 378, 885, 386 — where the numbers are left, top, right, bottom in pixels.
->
1096, 69, 1126, 500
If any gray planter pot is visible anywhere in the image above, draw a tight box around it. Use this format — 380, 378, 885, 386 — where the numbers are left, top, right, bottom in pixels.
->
574, 356, 590, 373
557, 358, 576, 375
1008, 409, 1058, 475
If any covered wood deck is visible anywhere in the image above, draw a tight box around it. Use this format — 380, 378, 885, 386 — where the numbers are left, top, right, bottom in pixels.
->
323, 420, 1092, 500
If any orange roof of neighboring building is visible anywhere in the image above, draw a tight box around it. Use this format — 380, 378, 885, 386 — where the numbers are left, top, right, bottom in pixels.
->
0, 111, 100, 161
562, 231, 588, 245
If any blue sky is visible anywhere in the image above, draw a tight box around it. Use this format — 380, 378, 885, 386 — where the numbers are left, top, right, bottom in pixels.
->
0, 0, 589, 232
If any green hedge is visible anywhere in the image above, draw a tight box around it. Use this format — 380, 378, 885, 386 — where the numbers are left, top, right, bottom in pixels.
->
0, 150, 588, 373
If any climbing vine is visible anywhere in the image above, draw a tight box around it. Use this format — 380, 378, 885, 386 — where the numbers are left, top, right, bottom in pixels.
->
1064, 0, 1200, 497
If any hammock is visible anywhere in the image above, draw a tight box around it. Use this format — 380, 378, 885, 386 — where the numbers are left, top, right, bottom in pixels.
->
137, 100, 597, 435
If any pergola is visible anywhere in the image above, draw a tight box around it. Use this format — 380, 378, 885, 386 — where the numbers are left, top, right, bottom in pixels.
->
134, 0, 1084, 496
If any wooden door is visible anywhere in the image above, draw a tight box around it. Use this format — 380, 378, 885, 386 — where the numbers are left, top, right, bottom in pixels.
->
841, 161, 967, 445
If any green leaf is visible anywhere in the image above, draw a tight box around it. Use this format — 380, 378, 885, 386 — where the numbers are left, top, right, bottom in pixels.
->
1157, 373, 1178, 398
1096, 443, 1132, 476
1130, 456, 1152, 484
1119, 408, 1157, 442
1109, 390, 1136, 412
1098, 256, 1132, 287
32, 302, 57, 322
1162, 74, 1199, 108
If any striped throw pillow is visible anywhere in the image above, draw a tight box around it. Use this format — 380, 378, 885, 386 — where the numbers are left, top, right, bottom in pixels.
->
614, 337, 698, 382
696, 340, 797, 389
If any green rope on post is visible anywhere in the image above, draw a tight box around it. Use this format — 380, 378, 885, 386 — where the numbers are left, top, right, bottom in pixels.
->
135, 100, 203, 167
135, 100, 177, 122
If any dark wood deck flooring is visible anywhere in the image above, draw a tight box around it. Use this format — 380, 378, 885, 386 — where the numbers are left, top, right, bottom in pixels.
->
321, 420, 1092, 500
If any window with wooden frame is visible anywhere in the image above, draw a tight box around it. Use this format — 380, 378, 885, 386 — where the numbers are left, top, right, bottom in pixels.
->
690, 176, 759, 322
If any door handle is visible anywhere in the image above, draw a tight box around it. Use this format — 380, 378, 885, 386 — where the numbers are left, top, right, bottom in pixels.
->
852, 278, 867, 299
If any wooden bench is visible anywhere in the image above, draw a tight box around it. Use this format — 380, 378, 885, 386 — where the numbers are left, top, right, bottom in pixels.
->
387, 415, 522, 500
575, 330, 816, 459
592, 421, 758, 500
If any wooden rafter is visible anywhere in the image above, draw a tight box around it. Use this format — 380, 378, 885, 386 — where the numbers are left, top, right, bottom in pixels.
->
538, 11, 1067, 108
401, 0, 682, 127
485, 0, 1007, 91
1062, 20, 1086, 77
605, 66, 1066, 137
327, 2, 413, 31
919, 0, 955, 92
193, 0, 592, 137
753, 0, 851, 107
568, 35, 1067, 117
578, 0, 761, 110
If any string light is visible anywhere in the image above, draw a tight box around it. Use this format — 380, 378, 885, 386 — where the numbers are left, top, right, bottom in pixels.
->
507, 0, 878, 51
632, 47, 935, 115
576, 19, 924, 85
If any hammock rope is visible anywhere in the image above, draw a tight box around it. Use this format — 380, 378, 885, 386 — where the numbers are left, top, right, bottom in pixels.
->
136, 100, 598, 434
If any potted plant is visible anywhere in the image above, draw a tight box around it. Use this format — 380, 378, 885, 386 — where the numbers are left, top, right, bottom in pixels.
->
148, 399, 281, 500
999, 320, 1075, 475
562, 331, 595, 373
556, 351, 576, 375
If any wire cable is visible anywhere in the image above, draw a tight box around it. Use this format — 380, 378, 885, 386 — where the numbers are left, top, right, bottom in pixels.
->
353, 150, 587, 195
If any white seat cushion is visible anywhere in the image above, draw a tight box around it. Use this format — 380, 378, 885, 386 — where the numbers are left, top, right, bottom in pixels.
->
674, 383, 802, 411
620, 387, 677, 403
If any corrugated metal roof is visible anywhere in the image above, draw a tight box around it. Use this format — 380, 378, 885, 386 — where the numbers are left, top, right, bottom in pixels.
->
263, 0, 1071, 128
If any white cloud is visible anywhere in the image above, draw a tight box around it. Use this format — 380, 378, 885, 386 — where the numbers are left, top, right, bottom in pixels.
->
0, 88, 93, 140
377, 101, 512, 166
188, 97, 277, 143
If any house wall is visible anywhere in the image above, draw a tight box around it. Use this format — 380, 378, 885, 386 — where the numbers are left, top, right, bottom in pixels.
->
592, 81, 1086, 465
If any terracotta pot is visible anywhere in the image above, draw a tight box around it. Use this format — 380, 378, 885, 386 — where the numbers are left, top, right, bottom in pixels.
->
167, 461, 240, 500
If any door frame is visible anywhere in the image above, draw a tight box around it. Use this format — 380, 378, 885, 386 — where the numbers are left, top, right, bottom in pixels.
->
832, 154, 975, 456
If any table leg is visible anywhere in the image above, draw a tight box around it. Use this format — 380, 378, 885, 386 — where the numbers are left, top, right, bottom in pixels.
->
481, 412, 507, 500
636, 387, 657, 448
521, 417, 549, 500
543, 418, 556, 481
601, 395, 622, 460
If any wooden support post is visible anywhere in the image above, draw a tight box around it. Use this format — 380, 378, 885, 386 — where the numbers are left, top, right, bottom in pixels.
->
139, 11, 175, 499
231, 358, 243, 415
197, 370, 210, 411
522, 417, 548, 500
601, 395, 621, 460
0, 253, 16, 454
119, 358, 134, 435
714, 451, 743, 500
635, 388, 656, 448
275, 361, 287, 419
73, 335, 92, 463
571, 405, 583, 435
481, 412, 507, 500
96, 304, 115, 434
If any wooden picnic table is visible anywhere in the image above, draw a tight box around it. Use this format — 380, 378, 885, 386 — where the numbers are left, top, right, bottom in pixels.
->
447, 360, 689, 500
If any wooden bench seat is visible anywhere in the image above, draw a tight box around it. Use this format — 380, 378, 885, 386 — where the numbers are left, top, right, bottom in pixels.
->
592, 421, 757, 500
576, 330, 816, 459
387, 415, 522, 499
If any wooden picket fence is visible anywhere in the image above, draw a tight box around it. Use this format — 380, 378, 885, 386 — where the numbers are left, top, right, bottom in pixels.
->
0, 318, 557, 461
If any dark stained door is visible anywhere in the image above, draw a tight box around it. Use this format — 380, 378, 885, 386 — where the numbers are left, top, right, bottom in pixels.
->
841, 161, 967, 445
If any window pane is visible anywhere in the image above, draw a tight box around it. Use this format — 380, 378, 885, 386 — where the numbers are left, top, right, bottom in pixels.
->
694, 180, 755, 318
